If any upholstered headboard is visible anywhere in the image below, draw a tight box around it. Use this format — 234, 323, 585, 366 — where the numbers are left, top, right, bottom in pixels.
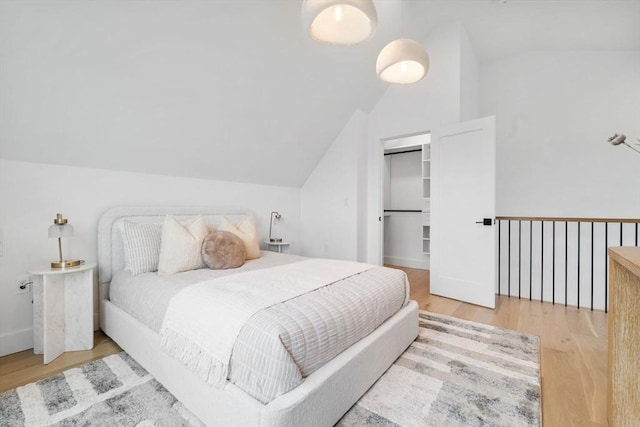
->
97, 206, 255, 284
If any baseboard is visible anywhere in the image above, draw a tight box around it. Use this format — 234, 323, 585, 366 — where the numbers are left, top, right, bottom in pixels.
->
384, 256, 429, 269
0, 328, 33, 357
0, 317, 99, 357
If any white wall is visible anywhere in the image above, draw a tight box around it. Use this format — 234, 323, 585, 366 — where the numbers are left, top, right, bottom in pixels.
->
387, 151, 422, 211
0, 159, 301, 356
482, 50, 640, 218
0, 0, 387, 188
300, 110, 366, 260
460, 26, 480, 121
356, 109, 369, 263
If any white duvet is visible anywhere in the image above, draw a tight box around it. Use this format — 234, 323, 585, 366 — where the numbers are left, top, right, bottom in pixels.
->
159, 259, 374, 388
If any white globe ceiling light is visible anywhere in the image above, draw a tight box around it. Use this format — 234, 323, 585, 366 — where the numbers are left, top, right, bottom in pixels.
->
376, 38, 430, 84
301, 0, 377, 45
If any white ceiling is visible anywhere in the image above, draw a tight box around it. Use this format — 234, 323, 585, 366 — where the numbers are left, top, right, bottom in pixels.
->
405, 0, 640, 61
1, 0, 638, 187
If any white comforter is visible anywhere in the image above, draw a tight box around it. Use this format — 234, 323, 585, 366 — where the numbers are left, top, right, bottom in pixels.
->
159, 259, 374, 388
109, 252, 410, 403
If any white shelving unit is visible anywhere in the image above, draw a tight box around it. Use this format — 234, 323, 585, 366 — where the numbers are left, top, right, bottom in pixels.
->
422, 143, 431, 256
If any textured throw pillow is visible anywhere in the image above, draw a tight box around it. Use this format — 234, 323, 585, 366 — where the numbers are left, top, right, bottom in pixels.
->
201, 231, 246, 269
158, 215, 209, 275
219, 216, 261, 260
119, 221, 162, 276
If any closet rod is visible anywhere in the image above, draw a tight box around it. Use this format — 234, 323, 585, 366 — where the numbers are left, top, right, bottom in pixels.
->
383, 148, 422, 156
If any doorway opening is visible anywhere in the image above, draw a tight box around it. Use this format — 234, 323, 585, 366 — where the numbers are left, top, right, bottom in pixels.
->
382, 132, 431, 271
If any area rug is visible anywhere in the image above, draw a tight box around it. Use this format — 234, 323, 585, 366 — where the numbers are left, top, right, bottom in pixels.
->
0, 311, 540, 427
0, 352, 203, 427
338, 311, 541, 427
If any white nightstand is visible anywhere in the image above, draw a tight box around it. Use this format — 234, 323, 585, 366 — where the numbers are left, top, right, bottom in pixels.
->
30, 262, 96, 364
264, 241, 292, 253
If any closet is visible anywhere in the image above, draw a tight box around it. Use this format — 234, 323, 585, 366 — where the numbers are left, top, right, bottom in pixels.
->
383, 133, 431, 269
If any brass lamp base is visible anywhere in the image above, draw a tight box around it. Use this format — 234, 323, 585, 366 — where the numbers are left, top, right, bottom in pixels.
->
51, 259, 83, 269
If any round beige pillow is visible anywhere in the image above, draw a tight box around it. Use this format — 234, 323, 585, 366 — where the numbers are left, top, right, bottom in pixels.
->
201, 231, 246, 270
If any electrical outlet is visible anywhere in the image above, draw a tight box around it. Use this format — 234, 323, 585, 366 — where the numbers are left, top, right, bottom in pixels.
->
15, 277, 32, 295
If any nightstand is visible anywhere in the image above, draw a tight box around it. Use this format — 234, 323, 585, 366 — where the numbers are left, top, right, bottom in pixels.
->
30, 262, 95, 364
264, 241, 292, 253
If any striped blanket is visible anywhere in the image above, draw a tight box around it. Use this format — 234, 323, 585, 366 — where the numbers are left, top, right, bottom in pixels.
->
159, 259, 374, 388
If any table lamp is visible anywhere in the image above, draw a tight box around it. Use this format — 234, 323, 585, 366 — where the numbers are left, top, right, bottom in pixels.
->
48, 213, 82, 268
269, 211, 283, 243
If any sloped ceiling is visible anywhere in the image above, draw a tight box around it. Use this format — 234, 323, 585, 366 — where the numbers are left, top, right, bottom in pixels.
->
1, 1, 638, 187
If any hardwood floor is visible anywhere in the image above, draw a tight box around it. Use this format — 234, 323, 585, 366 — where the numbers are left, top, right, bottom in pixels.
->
0, 331, 121, 394
0, 266, 608, 426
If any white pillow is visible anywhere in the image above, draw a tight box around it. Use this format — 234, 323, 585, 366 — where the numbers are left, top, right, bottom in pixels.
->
158, 215, 209, 275
219, 215, 261, 260
119, 221, 162, 276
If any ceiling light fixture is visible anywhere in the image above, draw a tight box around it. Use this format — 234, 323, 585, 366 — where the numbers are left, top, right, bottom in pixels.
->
376, 38, 430, 84
301, 0, 377, 45
376, 0, 430, 85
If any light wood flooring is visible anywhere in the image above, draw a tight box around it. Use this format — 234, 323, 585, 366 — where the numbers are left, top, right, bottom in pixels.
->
0, 331, 121, 394
0, 266, 608, 426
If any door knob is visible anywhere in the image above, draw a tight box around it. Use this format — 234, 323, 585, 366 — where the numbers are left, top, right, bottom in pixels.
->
475, 218, 493, 226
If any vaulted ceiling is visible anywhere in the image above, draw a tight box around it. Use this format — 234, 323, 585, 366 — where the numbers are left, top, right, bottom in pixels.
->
1, 1, 638, 187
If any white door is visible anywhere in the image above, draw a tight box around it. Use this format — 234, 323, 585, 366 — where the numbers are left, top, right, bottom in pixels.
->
431, 116, 496, 308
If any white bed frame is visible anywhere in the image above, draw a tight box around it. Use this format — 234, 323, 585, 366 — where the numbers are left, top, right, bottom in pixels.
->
98, 206, 418, 427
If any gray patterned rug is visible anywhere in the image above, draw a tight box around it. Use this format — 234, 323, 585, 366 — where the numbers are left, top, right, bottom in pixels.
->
0, 311, 540, 426
0, 352, 203, 427
338, 311, 541, 426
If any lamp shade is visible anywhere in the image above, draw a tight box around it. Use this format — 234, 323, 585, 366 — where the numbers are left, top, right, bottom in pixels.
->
47, 213, 81, 268
269, 211, 283, 243
376, 38, 430, 84
48, 214, 74, 238
48, 223, 74, 238
301, 0, 377, 45
608, 133, 626, 146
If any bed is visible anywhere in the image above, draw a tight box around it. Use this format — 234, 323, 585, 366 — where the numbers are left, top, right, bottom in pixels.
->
98, 206, 418, 427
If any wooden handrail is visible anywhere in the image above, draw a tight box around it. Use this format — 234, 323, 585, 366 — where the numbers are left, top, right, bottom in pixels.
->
495, 216, 640, 224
